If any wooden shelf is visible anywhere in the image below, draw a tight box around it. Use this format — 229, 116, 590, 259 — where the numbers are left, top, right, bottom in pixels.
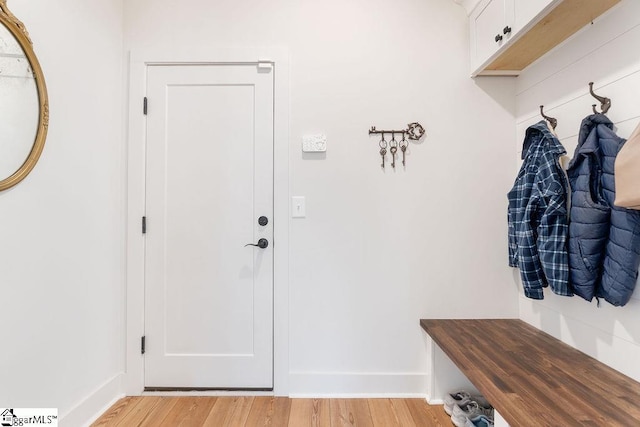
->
477, 0, 620, 75
421, 319, 640, 426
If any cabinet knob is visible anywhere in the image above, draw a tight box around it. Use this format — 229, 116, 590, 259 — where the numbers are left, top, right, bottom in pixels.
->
495, 34, 503, 43
503, 26, 512, 35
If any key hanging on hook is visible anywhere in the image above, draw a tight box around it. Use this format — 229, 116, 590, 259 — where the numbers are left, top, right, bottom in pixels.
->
390, 132, 398, 169
379, 133, 387, 169
369, 122, 425, 170
399, 132, 408, 166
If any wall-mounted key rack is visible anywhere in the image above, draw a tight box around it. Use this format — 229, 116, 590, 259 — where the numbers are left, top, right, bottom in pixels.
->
369, 122, 425, 169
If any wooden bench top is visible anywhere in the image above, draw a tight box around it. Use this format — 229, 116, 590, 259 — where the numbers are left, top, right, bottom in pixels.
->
420, 319, 640, 427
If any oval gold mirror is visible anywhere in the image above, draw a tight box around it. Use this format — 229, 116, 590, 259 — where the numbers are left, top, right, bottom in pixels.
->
0, 0, 48, 191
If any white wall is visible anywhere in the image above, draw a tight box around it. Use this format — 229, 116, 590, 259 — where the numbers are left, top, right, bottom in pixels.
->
515, 0, 640, 381
8, 0, 640, 420
125, 0, 518, 396
0, 0, 125, 424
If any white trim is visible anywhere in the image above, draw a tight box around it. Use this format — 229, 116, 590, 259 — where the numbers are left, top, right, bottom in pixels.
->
452, 0, 483, 16
125, 47, 290, 396
288, 373, 428, 397
494, 409, 510, 427
125, 50, 146, 396
426, 334, 436, 403
272, 49, 291, 397
60, 374, 124, 427
473, 70, 521, 77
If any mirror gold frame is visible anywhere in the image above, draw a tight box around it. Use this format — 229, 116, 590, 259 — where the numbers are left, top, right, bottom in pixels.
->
0, 0, 48, 191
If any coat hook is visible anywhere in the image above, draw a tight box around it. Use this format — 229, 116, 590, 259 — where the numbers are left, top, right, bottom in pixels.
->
589, 82, 611, 114
540, 105, 557, 130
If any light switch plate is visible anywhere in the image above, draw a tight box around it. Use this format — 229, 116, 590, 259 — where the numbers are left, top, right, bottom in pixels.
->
291, 196, 306, 218
302, 134, 327, 152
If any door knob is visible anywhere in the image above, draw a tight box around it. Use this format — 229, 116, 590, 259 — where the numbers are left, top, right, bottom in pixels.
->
245, 238, 269, 249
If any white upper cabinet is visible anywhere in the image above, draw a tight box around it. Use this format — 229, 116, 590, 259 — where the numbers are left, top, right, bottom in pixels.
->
467, 0, 621, 76
471, 0, 553, 73
471, 0, 513, 71
512, 0, 553, 32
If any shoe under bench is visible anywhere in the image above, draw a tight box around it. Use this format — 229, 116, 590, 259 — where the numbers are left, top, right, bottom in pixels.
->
420, 318, 640, 427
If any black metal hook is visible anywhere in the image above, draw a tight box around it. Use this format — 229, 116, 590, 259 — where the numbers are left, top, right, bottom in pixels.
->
539, 105, 557, 130
589, 82, 611, 115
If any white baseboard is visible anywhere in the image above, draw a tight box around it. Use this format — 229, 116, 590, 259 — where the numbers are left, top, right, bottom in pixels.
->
60, 373, 124, 427
288, 372, 428, 398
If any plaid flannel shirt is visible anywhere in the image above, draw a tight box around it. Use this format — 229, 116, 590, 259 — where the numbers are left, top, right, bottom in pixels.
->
508, 121, 571, 299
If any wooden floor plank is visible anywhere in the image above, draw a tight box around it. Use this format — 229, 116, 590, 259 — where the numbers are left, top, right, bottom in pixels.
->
288, 398, 331, 427
114, 396, 161, 426
201, 396, 254, 426
330, 399, 374, 427
138, 397, 181, 427
244, 396, 291, 426
91, 397, 141, 426
157, 397, 217, 426
367, 399, 402, 427
95, 397, 447, 427
390, 400, 421, 427
405, 398, 451, 427
367, 398, 416, 427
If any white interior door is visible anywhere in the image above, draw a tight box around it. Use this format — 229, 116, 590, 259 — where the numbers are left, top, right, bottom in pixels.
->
144, 63, 274, 389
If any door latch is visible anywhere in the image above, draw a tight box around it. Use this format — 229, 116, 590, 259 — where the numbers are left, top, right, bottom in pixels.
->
244, 238, 269, 249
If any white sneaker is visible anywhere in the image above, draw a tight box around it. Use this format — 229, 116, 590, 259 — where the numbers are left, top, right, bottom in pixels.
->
464, 415, 495, 427
444, 391, 491, 416
451, 401, 494, 427
443, 391, 472, 415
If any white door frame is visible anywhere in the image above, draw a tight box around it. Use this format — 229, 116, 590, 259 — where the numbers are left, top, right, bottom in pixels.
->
125, 48, 290, 396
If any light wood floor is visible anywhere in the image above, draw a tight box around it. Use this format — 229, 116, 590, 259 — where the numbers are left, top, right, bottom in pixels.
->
91, 396, 452, 426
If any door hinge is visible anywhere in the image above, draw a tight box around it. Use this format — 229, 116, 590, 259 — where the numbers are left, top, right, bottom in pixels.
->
142, 216, 147, 234
141, 336, 146, 354
143, 97, 148, 115
257, 60, 273, 72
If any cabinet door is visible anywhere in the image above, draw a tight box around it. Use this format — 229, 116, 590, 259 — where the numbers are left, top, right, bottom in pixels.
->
472, 0, 508, 70
513, 0, 555, 33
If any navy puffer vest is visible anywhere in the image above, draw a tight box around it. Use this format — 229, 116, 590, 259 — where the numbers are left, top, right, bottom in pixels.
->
567, 114, 640, 306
